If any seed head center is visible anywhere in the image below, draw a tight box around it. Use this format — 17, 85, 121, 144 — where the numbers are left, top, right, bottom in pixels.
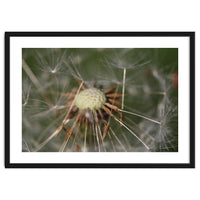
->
75, 88, 106, 111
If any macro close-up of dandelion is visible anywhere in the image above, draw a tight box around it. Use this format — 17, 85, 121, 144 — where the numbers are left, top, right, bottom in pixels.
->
22, 48, 178, 152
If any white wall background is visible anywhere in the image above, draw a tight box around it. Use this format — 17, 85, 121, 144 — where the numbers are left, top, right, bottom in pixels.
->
0, 1, 199, 200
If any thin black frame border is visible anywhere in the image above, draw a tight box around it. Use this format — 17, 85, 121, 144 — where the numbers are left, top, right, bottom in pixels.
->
5, 32, 195, 168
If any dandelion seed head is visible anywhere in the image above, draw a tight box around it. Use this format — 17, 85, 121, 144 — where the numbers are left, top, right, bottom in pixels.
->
75, 88, 106, 111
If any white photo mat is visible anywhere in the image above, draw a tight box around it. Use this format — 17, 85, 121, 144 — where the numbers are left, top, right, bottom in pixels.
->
9, 35, 189, 164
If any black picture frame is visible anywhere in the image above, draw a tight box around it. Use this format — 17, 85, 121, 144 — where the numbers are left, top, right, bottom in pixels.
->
5, 32, 195, 168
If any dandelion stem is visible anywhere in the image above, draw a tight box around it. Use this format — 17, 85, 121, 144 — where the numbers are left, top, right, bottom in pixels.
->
108, 132, 116, 151
23, 139, 30, 152
98, 125, 106, 152
37, 113, 65, 143
59, 112, 82, 152
109, 127, 127, 152
59, 140, 68, 152
100, 112, 126, 152
34, 123, 63, 152
114, 117, 150, 151
23, 84, 31, 106
94, 111, 106, 152
63, 81, 84, 124
22, 59, 43, 91
84, 118, 88, 152
122, 67, 126, 110
95, 125, 101, 152
150, 91, 167, 95
119, 109, 161, 125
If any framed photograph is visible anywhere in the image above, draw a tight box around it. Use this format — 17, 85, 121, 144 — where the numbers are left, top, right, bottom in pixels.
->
5, 32, 195, 168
